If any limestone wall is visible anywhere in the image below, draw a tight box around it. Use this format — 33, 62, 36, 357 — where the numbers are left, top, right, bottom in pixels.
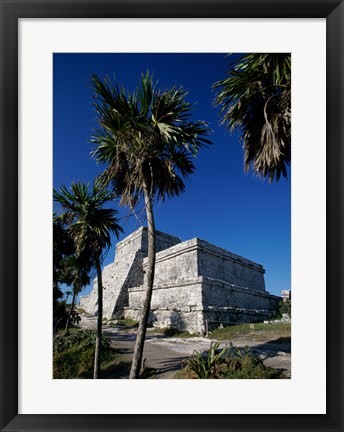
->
201, 276, 280, 327
141, 237, 265, 292
125, 274, 279, 334
79, 226, 181, 318
79, 251, 144, 319
125, 279, 204, 334
196, 239, 266, 292
142, 239, 199, 286
201, 277, 279, 310
115, 226, 181, 257
125, 238, 278, 333
128, 279, 203, 310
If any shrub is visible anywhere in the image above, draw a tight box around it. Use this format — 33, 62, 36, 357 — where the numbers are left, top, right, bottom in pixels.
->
53, 345, 95, 379
222, 346, 284, 379
223, 362, 283, 379
117, 318, 139, 327
54, 329, 109, 354
53, 329, 111, 378
70, 309, 81, 325
53, 300, 69, 331
53, 302, 81, 331
186, 341, 227, 379
279, 300, 291, 316
185, 343, 285, 379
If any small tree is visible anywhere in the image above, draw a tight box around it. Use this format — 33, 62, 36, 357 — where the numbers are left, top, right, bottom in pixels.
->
64, 290, 73, 305
61, 256, 90, 333
54, 181, 123, 378
278, 299, 291, 317
53, 217, 75, 332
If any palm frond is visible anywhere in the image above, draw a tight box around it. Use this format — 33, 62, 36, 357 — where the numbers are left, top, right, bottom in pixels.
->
54, 181, 124, 267
214, 53, 291, 182
91, 71, 211, 206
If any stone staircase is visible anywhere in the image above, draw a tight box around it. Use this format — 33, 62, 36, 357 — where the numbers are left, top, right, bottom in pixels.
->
78, 226, 181, 319
79, 250, 145, 319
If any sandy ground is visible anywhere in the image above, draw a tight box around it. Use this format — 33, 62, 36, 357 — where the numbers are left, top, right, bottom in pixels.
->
78, 315, 291, 379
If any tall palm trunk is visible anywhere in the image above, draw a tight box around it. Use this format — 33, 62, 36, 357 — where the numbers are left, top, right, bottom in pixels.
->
94, 257, 103, 379
65, 293, 70, 305
65, 290, 76, 334
129, 187, 156, 379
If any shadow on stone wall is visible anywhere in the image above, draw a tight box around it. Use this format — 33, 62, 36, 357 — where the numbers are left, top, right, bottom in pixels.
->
111, 251, 145, 319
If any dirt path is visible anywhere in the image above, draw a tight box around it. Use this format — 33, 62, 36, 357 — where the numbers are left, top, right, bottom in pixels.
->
78, 316, 190, 378
78, 315, 291, 378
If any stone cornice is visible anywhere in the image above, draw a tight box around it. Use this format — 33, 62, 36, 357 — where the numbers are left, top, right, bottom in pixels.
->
142, 237, 265, 274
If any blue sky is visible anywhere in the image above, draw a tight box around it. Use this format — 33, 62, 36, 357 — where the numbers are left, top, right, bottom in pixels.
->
53, 53, 290, 297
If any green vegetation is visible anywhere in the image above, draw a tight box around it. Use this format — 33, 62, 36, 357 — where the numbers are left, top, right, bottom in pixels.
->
117, 318, 139, 328
214, 53, 291, 182
53, 329, 129, 379
54, 181, 123, 378
221, 347, 284, 379
277, 300, 291, 317
208, 322, 291, 342
186, 341, 227, 379
184, 343, 285, 379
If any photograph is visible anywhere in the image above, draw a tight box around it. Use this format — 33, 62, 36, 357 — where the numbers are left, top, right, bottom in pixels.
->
2, 1, 343, 429
53, 52, 291, 380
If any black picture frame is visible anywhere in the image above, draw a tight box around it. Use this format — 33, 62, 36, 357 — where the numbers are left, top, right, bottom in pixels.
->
1, 1, 343, 431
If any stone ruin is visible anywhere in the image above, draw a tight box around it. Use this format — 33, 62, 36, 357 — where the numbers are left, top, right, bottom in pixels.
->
79, 227, 280, 334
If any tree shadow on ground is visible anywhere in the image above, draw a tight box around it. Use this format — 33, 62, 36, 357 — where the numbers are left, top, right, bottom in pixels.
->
101, 360, 131, 379
140, 355, 188, 378
250, 336, 291, 358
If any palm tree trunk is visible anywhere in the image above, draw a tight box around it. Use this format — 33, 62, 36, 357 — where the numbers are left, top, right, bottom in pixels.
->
129, 187, 156, 379
94, 257, 103, 379
65, 290, 76, 334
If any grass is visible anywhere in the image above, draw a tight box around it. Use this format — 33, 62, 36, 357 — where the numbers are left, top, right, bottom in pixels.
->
208, 322, 291, 342
53, 328, 131, 379
116, 318, 139, 327
99, 357, 131, 379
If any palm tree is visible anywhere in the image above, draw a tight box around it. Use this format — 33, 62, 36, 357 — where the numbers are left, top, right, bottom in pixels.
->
64, 290, 73, 305
53, 216, 90, 333
91, 72, 211, 378
61, 256, 90, 334
213, 53, 291, 182
53, 181, 123, 378
53, 216, 75, 332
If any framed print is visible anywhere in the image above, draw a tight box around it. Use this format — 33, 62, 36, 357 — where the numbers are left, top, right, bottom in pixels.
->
1, 0, 343, 431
